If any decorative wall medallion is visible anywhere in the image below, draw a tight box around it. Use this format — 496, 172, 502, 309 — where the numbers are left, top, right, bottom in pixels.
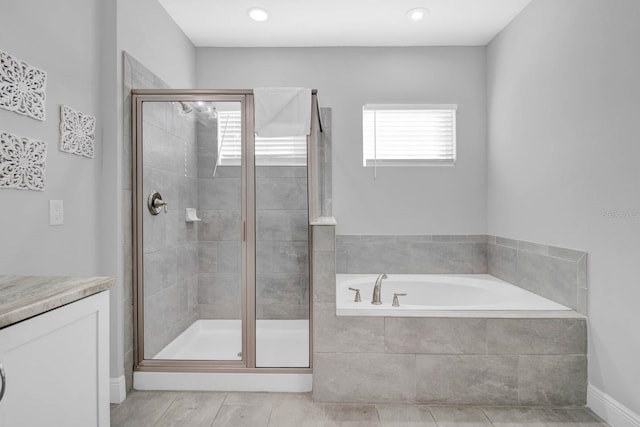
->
0, 49, 47, 121
0, 131, 47, 191
59, 105, 95, 158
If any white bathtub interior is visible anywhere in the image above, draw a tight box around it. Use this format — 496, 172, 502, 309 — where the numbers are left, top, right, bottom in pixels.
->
153, 319, 309, 368
337, 274, 576, 317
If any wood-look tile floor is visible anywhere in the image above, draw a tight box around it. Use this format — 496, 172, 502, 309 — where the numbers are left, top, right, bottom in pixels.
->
110, 391, 609, 427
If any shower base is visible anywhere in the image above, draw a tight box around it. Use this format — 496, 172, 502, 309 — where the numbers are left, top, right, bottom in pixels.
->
153, 319, 309, 367
134, 319, 312, 392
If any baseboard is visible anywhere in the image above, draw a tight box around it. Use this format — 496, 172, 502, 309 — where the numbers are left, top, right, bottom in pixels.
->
134, 371, 312, 392
588, 384, 640, 427
110, 375, 127, 404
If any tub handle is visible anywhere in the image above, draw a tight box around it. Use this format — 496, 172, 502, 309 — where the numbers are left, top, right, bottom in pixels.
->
392, 293, 407, 307
348, 287, 362, 302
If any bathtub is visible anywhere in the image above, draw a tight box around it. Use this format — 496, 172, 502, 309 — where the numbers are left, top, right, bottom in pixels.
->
337, 274, 575, 317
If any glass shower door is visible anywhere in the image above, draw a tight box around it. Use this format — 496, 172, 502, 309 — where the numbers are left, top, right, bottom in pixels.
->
254, 133, 311, 368
138, 96, 245, 364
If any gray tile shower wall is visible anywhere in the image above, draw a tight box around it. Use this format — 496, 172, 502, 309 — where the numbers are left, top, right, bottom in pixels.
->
196, 161, 310, 320
142, 99, 199, 359
487, 236, 587, 313
336, 235, 488, 274
317, 227, 587, 406
123, 53, 177, 389
195, 114, 243, 320
255, 166, 310, 320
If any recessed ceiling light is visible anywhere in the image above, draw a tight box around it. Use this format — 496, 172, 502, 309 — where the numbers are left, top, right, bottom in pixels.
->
407, 7, 429, 21
248, 7, 268, 22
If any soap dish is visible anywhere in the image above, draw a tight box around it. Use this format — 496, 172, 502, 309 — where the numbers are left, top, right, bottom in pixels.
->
185, 208, 201, 222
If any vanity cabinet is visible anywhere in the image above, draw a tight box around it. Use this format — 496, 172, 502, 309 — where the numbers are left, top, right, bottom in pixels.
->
0, 283, 110, 427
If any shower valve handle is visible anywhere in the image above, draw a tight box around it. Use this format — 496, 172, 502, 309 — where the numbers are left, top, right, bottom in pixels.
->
147, 191, 168, 215
153, 198, 168, 213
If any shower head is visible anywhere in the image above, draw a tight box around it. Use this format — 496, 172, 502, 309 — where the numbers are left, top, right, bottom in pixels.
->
177, 101, 193, 115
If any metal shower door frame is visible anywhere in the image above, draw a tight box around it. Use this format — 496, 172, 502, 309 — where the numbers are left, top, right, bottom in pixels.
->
131, 89, 314, 374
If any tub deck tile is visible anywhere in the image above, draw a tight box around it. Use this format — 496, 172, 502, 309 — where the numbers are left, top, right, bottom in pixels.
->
416, 355, 519, 405
487, 318, 587, 355
313, 353, 416, 403
385, 317, 487, 354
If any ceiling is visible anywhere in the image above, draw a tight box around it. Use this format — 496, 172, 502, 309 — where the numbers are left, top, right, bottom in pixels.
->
158, 0, 533, 47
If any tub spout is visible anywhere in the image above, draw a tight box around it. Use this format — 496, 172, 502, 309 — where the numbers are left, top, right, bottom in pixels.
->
372, 273, 387, 305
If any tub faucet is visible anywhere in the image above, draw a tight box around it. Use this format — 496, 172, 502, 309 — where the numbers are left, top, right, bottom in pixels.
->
372, 273, 387, 305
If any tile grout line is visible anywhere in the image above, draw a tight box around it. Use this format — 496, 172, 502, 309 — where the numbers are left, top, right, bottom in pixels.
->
479, 407, 497, 427
425, 406, 439, 427
151, 392, 180, 427
208, 393, 228, 427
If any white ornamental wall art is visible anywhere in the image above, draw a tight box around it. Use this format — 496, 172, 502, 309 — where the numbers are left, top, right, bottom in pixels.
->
0, 49, 47, 121
0, 131, 47, 191
59, 104, 95, 158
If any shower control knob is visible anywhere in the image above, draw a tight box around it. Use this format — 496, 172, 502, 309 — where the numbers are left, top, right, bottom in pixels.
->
147, 191, 168, 215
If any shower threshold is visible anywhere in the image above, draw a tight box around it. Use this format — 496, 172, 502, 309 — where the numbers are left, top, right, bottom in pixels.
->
134, 319, 312, 392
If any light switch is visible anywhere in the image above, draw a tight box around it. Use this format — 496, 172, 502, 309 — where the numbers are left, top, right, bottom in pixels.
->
49, 200, 63, 225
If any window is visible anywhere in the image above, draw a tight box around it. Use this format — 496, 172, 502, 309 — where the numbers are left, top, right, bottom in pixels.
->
362, 104, 457, 166
218, 111, 307, 166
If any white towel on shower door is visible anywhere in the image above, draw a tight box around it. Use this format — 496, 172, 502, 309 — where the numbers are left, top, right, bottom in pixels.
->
254, 87, 312, 137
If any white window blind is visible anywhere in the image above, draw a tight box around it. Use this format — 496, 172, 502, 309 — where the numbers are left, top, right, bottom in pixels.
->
363, 104, 457, 166
218, 111, 307, 166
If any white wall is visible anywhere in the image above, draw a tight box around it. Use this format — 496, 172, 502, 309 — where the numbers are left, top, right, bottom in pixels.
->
0, 0, 102, 275
487, 0, 640, 414
117, 0, 196, 89
196, 47, 487, 235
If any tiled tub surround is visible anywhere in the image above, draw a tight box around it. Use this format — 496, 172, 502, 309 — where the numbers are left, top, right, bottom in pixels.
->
487, 236, 587, 313
315, 228, 587, 406
337, 234, 587, 314
336, 235, 488, 275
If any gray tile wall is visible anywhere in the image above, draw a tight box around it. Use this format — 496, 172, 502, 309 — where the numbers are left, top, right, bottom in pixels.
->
195, 110, 243, 320
487, 236, 588, 313
196, 162, 310, 320
142, 99, 199, 359
123, 53, 177, 389
317, 108, 332, 217
256, 166, 309, 320
336, 235, 488, 274
314, 226, 587, 406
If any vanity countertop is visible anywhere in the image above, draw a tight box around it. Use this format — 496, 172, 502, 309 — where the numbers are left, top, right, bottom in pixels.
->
0, 276, 114, 329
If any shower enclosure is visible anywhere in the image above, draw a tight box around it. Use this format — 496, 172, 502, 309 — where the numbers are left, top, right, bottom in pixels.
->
131, 90, 321, 388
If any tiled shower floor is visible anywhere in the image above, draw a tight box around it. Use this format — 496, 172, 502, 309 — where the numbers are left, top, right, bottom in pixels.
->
110, 390, 609, 427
